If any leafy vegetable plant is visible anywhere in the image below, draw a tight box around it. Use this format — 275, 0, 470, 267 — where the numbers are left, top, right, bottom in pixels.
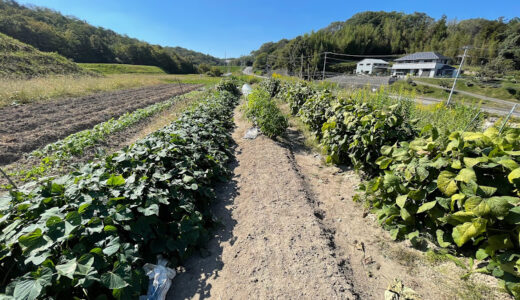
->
0, 84, 239, 299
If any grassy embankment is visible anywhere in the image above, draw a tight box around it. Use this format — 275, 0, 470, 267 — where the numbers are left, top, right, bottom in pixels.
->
0, 32, 91, 78
415, 77, 520, 102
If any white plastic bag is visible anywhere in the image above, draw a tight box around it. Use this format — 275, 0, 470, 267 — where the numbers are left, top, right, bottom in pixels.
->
241, 83, 252, 96
141, 255, 176, 300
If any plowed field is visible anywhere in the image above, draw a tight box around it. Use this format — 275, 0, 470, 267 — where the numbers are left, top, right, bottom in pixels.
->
0, 83, 201, 165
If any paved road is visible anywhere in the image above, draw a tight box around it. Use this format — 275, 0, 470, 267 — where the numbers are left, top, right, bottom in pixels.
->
414, 80, 518, 109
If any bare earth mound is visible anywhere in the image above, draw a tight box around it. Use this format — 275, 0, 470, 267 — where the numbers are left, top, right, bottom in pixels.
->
0, 83, 201, 165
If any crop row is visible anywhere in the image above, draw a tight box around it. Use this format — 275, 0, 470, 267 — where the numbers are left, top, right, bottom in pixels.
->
9, 90, 204, 185
0, 82, 240, 299
270, 78, 520, 297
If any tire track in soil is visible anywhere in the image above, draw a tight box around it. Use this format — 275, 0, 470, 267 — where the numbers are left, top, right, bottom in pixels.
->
0, 83, 201, 165
168, 106, 358, 299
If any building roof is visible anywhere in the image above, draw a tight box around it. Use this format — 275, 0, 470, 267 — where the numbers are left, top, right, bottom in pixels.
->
395, 52, 450, 62
357, 58, 389, 65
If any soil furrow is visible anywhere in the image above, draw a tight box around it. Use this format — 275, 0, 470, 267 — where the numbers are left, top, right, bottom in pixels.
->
168, 106, 357, 299
0, 83, 201, 165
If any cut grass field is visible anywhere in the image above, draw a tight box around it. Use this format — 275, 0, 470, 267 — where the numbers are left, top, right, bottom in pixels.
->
415, 77, 520, 102
214, 65, 243, 73
79, 63, 167, 74
0, 74, 221, 107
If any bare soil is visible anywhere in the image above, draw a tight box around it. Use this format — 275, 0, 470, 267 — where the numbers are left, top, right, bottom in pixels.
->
168, 105, 511, 299
0, 92, 201, 188
0, 83, 201, 165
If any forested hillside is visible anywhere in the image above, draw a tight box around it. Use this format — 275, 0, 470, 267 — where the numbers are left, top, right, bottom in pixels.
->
0, 0, 223, 74
251, 12, 520, 75
0, 32, 91, 77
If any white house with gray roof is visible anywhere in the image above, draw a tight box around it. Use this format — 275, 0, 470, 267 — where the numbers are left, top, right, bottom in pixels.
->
391, 52, 456, 78
356, 59, 389, 75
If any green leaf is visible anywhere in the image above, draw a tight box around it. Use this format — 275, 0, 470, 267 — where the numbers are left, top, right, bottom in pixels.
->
383, 173, 400, 188
508, 168, 520, 184
436, 229, 451, 247
375, 157, 392, 169
417, 201, 437, 214
56, 258, 77, 280
396, 195, 407, 209
455, 168, 476, 183
101, 271, 129, 289
487, 234, 514, 251
107, 175, 125, 187
13, 268, 53, 300
487, 197, 513, 219
437, 171, 458, 196
452, 218, 487, 247
18, 228, 46, 252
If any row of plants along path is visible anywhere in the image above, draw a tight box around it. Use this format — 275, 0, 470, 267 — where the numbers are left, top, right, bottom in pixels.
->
0, 79, 241, 299
261, 77, 520, 298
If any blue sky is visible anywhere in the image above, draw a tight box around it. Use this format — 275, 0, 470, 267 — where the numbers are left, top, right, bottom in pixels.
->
17, 0, 520, 58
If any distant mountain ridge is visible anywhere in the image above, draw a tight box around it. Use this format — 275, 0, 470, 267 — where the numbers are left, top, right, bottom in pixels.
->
0, 0, 223, 74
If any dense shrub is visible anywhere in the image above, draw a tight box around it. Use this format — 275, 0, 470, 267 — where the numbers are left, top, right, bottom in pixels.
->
359, 126, 520, 296
216, 78, 241, 96
260, 77, 282, 98
321, 100, 416, 175
245, 88, 288, 138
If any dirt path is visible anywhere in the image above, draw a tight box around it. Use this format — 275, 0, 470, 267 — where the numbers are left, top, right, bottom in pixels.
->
168, 107, 358, 299
0, 83, 201, 165
168, 104, 511, 300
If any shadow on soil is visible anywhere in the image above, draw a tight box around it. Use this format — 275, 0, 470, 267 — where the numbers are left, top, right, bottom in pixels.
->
167, 156, 239, 299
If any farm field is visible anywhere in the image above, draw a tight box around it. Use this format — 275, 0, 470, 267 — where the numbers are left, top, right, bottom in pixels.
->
0, 74, 221, 107
0, 83, 200, 165
79, 63, 167, 75
1, 1, 520, 298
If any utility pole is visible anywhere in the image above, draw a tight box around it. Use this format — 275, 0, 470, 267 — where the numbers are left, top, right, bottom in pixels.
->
447, 46, 470, 106
300, 54, 304, 79
322, 52, 328, 80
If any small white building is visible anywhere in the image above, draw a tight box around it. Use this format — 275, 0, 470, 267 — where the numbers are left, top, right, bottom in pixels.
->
356, 59, 389, 75
391, 52, 456, 78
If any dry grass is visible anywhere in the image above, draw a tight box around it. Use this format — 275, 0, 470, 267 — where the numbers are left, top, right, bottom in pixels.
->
0, 73, 220, 108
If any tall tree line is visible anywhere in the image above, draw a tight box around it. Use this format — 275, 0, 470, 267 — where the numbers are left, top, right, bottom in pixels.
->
251, 11, 520, 76
0, 0, 223, 74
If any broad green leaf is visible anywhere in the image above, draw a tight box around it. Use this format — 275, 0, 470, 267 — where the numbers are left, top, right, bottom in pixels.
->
383, 173, 400, 188
455, 168, 476, 183
18, 228, 45, 251
463, 157, 488, 168
437, 171, 458, 196
487, 197, 513, 219
464, 196, 490, 217
508, 168, 520, 184
13, 268, 53, 300
400, 207, 413, 222
375, 157, 392, 169
417, 201, 436, 213
56, 258, 77, 280
182, 175, 194, 183
107, 175, 125, 187
452, 218, 487, 247
396, 195, 407, 209
100, 271, 128, 289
